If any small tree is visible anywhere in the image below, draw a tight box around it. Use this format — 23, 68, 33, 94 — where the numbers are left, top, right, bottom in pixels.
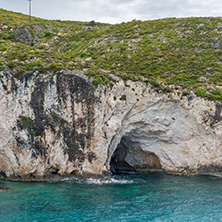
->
89, 20, 96, 26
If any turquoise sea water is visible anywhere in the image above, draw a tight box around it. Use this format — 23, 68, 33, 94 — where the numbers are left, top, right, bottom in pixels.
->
0, 173, 222, 221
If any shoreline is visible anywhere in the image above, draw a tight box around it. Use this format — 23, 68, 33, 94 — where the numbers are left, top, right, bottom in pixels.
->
1, 170, 222, 182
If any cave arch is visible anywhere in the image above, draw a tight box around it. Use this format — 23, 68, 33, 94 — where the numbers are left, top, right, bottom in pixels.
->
110, 134, 162, 174
106, 99, 216, 175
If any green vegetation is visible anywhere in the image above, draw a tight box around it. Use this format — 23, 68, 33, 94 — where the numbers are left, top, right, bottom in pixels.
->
195, 88, 206, 97
50, 112, 67, 136
119, 95, 127, 101
19, 116, 34, 129
19, 116, 35, 135
1, 9, 222, 101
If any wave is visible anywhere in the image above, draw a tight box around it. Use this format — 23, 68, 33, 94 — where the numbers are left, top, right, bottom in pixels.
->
60, 177, 134, 185
85, 178, 134, 185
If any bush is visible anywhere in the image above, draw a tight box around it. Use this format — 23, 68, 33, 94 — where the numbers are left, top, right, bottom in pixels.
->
51, 112, 59, 124
211, 89, 221, 96
120, 73, 129, 81
88, 20, 96, 26
92, 79, 101, 87
26, 60, 46, 72
44, 31, 52, 38
19, 53, 28, 61
6, 61, 15, 69
48, 62, 63, 72
119, 95, 126, 101
19, 116, 34, 129
195, 88, 205, 97
149, 79, 160, 88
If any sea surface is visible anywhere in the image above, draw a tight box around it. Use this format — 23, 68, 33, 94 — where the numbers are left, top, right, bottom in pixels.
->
0, 173, 222, 222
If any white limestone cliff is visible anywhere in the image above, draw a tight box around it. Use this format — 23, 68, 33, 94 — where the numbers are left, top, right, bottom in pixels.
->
0, 70, 222, 180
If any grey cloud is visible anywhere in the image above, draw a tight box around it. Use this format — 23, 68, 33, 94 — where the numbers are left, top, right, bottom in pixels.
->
1, 0, 222, 23
134, 0, 222, 20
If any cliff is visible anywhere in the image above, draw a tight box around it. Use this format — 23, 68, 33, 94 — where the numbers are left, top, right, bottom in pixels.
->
1, 9, 222, 180
1, 70, 222, 180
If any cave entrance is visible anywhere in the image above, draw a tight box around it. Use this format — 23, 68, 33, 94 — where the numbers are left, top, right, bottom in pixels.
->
110, 135, 162, 174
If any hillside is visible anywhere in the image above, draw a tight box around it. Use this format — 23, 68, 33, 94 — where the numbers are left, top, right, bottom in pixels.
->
1, 9, 222, 100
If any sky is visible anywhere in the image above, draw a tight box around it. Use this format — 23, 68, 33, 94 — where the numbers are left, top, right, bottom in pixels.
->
1, 0, 222, 24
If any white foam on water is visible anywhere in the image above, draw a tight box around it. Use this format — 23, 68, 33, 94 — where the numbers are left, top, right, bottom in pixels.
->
85, 178, 134, 185
60, 177, 134, 185
60, 178, 71, 182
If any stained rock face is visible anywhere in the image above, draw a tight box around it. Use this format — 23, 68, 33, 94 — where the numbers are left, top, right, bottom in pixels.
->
0, 71, 97, 179
1, 70, 222, 180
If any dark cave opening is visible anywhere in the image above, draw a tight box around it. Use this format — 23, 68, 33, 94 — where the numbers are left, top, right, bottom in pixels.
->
110, 136, 162, 174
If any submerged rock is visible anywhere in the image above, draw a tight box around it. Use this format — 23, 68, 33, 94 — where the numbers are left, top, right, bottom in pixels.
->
1, 70, 222, 180
0, 183, 11, 191
0, 187, 11, 191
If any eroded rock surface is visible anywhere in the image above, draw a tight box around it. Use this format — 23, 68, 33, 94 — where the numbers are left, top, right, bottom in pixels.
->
1, 70, 222, 180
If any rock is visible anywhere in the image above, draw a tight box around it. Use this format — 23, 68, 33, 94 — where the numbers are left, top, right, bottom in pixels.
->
0, 187, 11, 191
1, 70, 222, 180
0, 183, 11, 191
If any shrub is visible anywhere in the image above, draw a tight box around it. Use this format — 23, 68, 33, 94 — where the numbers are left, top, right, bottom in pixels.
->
88, 20, 96, 26
120, 73, 129, 81
6, 61, 15, 69
92, 79, 100, 87
195, 88, 205, 97
182, 91, 190, 96
149, 79, 160, 88
80, 53, 87, 58
211, 89, 221, 96
51, 112, 59, 124
44, 31, 52, 38
119, 95, 127, 101
26, 60, 46, 72
19, 116, 34, 129
19, 53, 28, 61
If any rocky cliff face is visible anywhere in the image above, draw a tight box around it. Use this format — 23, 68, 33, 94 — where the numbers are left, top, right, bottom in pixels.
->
1, 70, 222, 180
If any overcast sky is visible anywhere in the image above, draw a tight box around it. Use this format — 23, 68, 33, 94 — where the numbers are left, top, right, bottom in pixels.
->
1, 0, 222, 24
